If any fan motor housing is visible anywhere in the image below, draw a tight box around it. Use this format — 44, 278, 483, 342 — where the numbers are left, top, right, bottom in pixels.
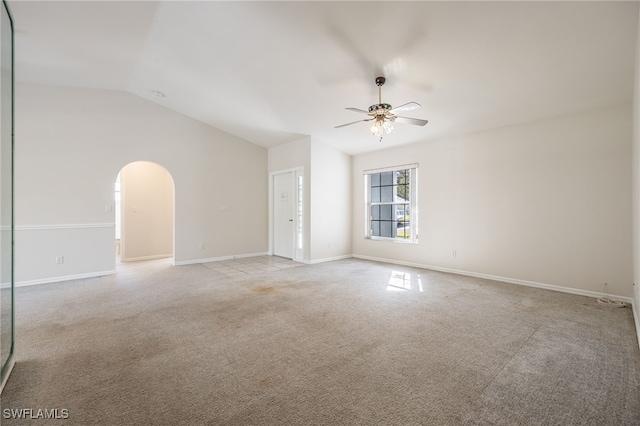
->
369, 103, 392, 115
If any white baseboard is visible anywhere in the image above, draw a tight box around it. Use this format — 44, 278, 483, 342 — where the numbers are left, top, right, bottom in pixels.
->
303, 254, 353, 265
352, 254, 634, 305
16, 270, 117, 287
16, 223, 115, 231
173, 252, 269, 266
121, 254, 172, 262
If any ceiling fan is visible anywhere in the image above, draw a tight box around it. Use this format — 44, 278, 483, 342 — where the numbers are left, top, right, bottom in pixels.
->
335, 76, 428, 141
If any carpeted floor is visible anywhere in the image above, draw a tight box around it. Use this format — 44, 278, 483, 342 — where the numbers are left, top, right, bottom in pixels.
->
1, 257, 639, 425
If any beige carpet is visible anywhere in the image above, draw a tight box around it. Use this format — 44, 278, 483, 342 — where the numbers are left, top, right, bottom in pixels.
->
1, 257, 639, 425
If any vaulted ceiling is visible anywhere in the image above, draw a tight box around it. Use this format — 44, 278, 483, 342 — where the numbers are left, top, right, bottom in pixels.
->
9, 1, 639, 155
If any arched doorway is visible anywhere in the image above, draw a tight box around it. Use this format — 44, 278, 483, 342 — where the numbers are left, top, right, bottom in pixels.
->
116, 161, 175, 262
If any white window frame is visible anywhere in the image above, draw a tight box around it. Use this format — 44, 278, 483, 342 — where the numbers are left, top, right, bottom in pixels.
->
364, 164, 418, 243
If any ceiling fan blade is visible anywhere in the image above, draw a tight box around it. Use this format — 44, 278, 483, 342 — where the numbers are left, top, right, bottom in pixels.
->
394, 116, 428, 126
389, 102, 421, 114
345, 107, 370, 115
335, 118, 374, 129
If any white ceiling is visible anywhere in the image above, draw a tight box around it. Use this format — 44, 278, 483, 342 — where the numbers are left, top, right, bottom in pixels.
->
8, 1, 639, 155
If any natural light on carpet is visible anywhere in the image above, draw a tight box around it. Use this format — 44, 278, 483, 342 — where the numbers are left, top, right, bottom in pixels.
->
387, 270, 423, 292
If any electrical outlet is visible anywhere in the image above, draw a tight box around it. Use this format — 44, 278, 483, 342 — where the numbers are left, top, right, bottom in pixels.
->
198, 243, 204, 250
55, 256, 64, 264
451, 250, 457, 257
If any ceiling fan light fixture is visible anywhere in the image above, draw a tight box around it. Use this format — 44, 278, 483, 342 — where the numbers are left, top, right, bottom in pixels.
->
370, 117, 393, 137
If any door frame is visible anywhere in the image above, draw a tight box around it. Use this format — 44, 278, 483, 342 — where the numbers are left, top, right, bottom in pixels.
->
269, 167, 304, 261
117, 161, 175, 264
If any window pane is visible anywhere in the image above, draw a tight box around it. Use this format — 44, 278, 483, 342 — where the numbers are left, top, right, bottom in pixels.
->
370, 172, 381, 187
380, 185, 393, 202
396, 169, 410, 201
370, 186, 380, 203
380, 221, 394, 238
380, 171, 393, 186
371, 205, 380, 220
399, 204, 409, 219
380, 205, 393, 220
396, 184, 409, 202
397, 223, 409, 239
371, 220, 380, 236
396, 169, 408, 184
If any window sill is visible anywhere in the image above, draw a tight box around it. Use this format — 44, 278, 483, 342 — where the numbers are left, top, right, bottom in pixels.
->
366, 236, 418, 244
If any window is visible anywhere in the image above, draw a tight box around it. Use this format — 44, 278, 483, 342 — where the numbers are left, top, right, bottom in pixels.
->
365, 165, 418, 243
297, 174, 303, 250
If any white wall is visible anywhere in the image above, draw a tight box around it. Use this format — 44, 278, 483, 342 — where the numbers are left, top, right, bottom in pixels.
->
268, 137, 352, 263
120, 161, 174, 261
353, 103, 632, 299
267, 136, 311, 174
310, 140, 352, 261
15, 83, 268, 283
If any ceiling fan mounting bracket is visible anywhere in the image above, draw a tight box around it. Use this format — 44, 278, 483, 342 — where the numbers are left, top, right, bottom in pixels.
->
375, 76, 386, 86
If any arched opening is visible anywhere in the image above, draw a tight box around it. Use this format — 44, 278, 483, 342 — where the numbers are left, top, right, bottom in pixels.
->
115, 161, 175, 263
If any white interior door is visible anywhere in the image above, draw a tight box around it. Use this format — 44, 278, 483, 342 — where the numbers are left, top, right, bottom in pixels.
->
273, 172, 294, 258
